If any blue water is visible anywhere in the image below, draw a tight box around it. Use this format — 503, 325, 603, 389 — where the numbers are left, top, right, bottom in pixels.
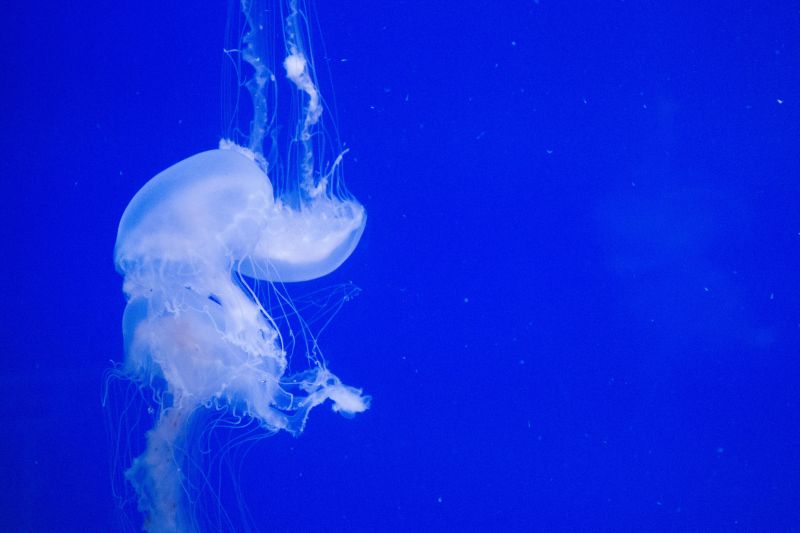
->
1, 1, 798, 531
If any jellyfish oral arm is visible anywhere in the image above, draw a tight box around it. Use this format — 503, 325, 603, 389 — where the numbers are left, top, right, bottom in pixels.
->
328, 383, 371, 415
125, 405, 193, 533
299, 368, 371, 415
284, 53, 321, 140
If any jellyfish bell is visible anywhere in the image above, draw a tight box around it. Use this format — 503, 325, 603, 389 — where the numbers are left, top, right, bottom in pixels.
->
115, 146, 366, 284
115, 148, 274, 272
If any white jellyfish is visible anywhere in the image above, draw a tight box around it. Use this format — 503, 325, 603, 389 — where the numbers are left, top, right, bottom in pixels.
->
107, 1, 369, 531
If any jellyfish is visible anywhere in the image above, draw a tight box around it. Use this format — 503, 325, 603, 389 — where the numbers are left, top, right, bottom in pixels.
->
106, 0, 368, 531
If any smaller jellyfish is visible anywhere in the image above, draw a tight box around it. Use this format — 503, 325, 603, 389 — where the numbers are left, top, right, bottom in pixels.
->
106, 1, 369, 531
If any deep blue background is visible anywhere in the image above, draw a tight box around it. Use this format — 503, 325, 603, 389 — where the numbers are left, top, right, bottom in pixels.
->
1, 1, 799, 531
